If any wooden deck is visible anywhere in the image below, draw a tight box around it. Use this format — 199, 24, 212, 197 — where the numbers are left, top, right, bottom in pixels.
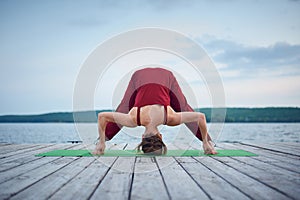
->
0, 142, 299, 200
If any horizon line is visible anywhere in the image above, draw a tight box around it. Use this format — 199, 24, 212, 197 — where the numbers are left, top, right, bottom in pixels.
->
1, 106, 299, 116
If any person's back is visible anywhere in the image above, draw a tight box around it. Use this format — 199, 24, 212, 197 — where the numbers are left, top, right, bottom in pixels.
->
132, 68, 172, 108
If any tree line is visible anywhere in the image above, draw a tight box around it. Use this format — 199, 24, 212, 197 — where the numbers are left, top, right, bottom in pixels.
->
0, 107, 299, 123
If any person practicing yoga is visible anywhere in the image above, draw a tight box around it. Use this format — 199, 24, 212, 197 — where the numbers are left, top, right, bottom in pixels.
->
93, 67, 217, 155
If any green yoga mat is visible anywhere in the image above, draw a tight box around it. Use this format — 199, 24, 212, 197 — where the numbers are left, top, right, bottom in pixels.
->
36, 149, 257, 157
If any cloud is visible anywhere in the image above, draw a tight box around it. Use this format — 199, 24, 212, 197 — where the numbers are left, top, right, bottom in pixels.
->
67, 18, 107, 28
64, 0, 192, 28
199, 37, 300, 78
224, 75, 300, 107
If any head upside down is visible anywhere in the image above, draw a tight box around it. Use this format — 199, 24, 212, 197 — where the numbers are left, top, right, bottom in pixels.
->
137, 133, 167, 155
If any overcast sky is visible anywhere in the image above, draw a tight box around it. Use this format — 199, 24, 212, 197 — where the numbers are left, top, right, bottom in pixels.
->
0, 0, 300, 115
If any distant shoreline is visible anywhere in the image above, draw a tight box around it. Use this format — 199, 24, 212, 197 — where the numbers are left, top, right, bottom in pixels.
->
0, 107, 299, 123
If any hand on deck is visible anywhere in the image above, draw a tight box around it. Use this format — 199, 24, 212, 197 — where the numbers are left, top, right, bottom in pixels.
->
93, 142, 106, 155
203, 141, 217, 155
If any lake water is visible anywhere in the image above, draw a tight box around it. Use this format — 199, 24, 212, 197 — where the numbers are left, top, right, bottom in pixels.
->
0, 123, 299, 145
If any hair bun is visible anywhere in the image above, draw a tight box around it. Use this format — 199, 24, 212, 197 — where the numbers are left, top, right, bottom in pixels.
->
137, 134, 167, 155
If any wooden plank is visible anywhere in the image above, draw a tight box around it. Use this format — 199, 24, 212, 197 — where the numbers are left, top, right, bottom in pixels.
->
241, 142, 300, 157
270, 142, 300, 150
128, 142, 206, 199
89, 143, 135, 200
222, 143, 300, 174
0, 144, 81, 184
0, 157, 78, 199
0, 144, 38, 154
0, 143, 14, 151
156, 156, 209, 200
10, 157, 95, 200
218, 142, 300, 163
0, 144, 43, 157
90, 157, 135, 200
0, 144, 70, 162
48, 157, 117, 200
106, 142, 129, 150
173, 142, 200, 150
263, 143, 300, 153
176, 157, 251, 200
195, 156, 289, 200
90, 142, 181, 199
218, 142, 299, 162
213, 156, 300, 200
49, 148, 122, 199
0, 144, 72, 172
0, 144, 60, 162
232, 155, 300, 181
0, 156, 59, 184
90, 143, 188, 199
0, 143, 298, 200
173, 143, 201, 163
219, 142, 299, 159
130, 157, 169, 200
123, 142, 139, 151
66, 143, 90, 150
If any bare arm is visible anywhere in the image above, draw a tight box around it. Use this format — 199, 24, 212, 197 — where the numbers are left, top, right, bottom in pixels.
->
167, 110, 217, 154
93, 112, 136, 155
